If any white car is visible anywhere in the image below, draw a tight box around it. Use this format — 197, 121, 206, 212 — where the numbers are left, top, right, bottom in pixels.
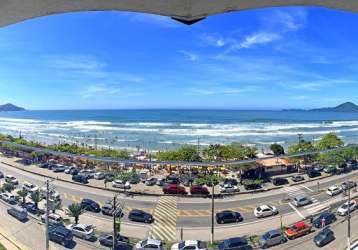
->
337, 200, 357, 216
112, 179, 131, 189
219, 184, 239, 193
41, 213, 62, 225
94, 172, 105, 180
292, 195, 311, 207
326, 185, 342, 196
22, 182, 39, 193
135, 239, 165, 250
67, 224, 94, 240
171, 240, 208, 250
1, 193, 16, 204
254, 205, 278, 218
5, 175, 18, 185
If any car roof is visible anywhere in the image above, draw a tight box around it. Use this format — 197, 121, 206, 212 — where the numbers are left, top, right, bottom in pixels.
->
266, 229, 281, 235
295, 195, 307, 199
225, 237, 246, 244
259, 205, 271, 210
73, 223, 89, 229
145, 239, 162, 245
294, 221, 306, 228
183, 240, 199, 246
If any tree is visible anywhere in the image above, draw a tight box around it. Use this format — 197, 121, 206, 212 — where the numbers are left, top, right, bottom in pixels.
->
315, 133, 344, 150
2, 183, 15, 193
156, 145, 201, 162
17, 189, 28, 205
30, 191, 42, 208
67, 203, 84, 224
270, 144, 285, 156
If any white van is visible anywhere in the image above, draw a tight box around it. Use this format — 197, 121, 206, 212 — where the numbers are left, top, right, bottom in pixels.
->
139, 169, 150, 182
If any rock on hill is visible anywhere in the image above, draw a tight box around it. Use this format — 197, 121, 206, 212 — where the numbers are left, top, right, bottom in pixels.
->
310, 102, 358, 112
0, 103, 25, 111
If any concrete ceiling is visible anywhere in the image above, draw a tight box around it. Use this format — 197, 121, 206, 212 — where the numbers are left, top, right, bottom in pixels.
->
1, 0, 358, 27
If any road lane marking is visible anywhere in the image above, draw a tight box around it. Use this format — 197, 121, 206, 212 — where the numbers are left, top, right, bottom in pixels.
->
300, 185, 314, 192
289, 202, 305, 219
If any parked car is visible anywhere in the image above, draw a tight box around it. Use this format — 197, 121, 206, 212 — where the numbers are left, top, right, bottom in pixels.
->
218, 237, 252, 250
128, 209, 153, 223
99, 233, 129, 247
183, 177, 194, 187
70, 168, 80, 175
39, 162, 49, 168
80, 169, 96, 179
129, 175, 141, 184
163, 184, 187, 195
258, 229, 287, 249
52, 164, 66, 172
312, 211, 336, 228
112, 180, 131, 189
72, 174, 89, 184
244, 183, 263, 190
67, 223, 94, 240
105, 173, 114, 182
156, 178, 165, 186
341, 181, 357, 191
314, 165, 324, 172
326, 185, 342, 196
22, 181, 39, 193
92, 172, 104, 180
272, 178, 288, 186
48, 225, 73, 247
171, 240, 208, 250
254, 205, 278, 218
284, 221, 312, 240
216, 210, 243, 224
291, 175, 305, 182
7, 206, 28, 221
190, 185, 209, 196
314, 227, 335, 247
337, 200, 357, 216
307, 169, 321, 178
134, 239, 164, 250
145, 177, 157, 186
324, 166, 336, 174
222, 178, 239, 186
41, 213, 63, 225
292, 195, 311, 207
64, 166, 74, 174
81, 199, 101, 213
1, 193, 17, 204
5, 175, 18, 185
0, 171, 4, 178
219, 184, 239, 193
335, 165, 346, 174
23, 202, 40, 214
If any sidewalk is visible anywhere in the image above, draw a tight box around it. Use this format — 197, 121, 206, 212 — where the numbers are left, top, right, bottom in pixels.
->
0, 226, 30, 250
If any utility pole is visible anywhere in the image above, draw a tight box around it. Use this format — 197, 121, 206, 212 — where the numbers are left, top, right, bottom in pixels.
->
113, 195, 117, 250
210, 174, 215, 244
347, 188, 351, 250
297, 133, 303, 144
45, 180, 50, 250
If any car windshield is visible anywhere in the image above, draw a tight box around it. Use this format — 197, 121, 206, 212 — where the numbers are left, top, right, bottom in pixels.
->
178, 242, 185, 249
85, 225, 92, 231
141, 240, 148, 247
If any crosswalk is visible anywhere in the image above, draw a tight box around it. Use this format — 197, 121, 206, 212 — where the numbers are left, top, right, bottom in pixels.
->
149, 196, 177, 241
285, 185, 326, 218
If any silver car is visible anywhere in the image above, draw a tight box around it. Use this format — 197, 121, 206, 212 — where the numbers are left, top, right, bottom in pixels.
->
135, 239, 164, 250
259, 229, 287, 248
292, 195, 311, 207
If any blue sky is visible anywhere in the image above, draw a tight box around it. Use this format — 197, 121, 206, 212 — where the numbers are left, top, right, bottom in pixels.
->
0, 7, 358, 110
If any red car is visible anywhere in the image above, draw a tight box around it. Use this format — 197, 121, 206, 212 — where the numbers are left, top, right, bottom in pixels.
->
190, 185, 209, 196
284, 221, 312, 240
163, 184, 187, 194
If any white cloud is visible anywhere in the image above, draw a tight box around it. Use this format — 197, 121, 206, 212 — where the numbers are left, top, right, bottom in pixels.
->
80, 84, 121, 98
290, 95, 308, 100
179, 50, 198, 61
189, 85, 260, 96
199, 34, 227, 47
240, 32, 280, 49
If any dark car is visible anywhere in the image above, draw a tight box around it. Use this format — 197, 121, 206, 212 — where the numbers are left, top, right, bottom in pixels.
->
163, 184, 187, 195
70, 168, 80, 175
190, 185, 209, 196
23, 202, 40, 214
307, 169, 321, 178
0, 171, 3, 178
312, 212, 336, 228
129, 175, 140, 184
272, 178, 289, 186
216, 210, 243, 224
314, 228, 335, 247
72, 174, 89, 184
218, 237, 252, 250
291, 175, 305, 182
105, 173, 115, 182
314, 165, 324, 172
223, 178, 239, 186
39, 162, 49, 168
81, 199, 101, 213
165, 175, 180, 185
48, 225, 73, 247
99, 233, 129, 247
52, 164, 66, 172
128, 209, 153, 223
341, 181, 357, 191
244, 183, 262, 190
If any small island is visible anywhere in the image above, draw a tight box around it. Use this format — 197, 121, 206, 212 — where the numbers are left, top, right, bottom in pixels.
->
0, 103, 25, 112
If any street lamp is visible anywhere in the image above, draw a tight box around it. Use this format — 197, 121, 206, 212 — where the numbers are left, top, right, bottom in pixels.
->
210, 171, 215, 244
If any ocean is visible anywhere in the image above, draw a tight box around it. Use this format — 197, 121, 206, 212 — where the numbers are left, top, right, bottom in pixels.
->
0, 109, 358, 151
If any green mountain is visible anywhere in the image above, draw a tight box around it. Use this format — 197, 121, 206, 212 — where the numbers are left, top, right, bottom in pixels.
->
310, 102, 358, 112
0, 103, 25, 111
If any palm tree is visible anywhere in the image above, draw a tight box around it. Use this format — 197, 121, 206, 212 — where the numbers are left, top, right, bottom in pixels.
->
30, 191, 42, 209
2, 183, 15, 193
17, 189, 28, 205
67, 203, 84, 224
